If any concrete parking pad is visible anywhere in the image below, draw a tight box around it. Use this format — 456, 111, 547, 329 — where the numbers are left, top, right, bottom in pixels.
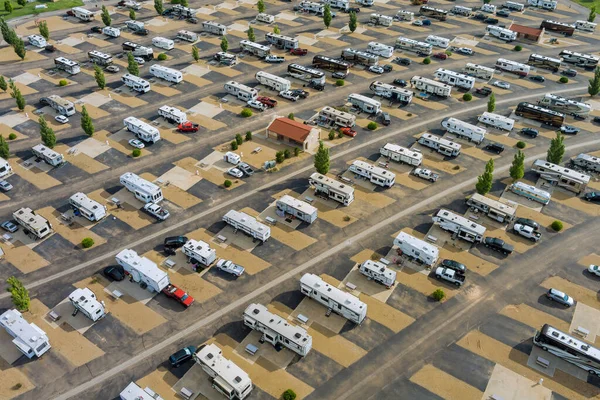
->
307, 322, 367, 367
54, 144, 109, 175
569, 303, 600, 344
514, 205, 571, 232
541, 277, 600, 311
500, 303, 570, 332
0, 328, 27, 364
410, 364, 483, 400
109, 90, 148, 108
141, 172, 202, 209
291, 298, 347, 334
237, 330, 296, 369
36, 206, 107, 250
578, 253, 600, 268
136, 367, 179, 400
157, 166, 202, 191
51, 297, 98, 335
0, 361, 34, 399
94, 129, 151, 157
79, 92, 113, 108
252, 206, 317, 251
358, 293, 414, 333
70, 137, 112, 158
88, 189, 153, 230
483, 364, 552, 400
11, 158, 62, 190
0, 111, 30, 128
551, 190, 600, 216
438, 246, 498, 277
12, 72, 41, 85
341, 267, 395, 302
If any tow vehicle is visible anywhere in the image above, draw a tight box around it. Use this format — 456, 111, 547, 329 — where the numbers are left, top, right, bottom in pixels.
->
513, 223, 541, 242
216, 259, 245, 276
475, 86, 493, 96
484, 237, 514, 254
412, 167, 439, 182
162, 284, 195, 307
265, 55, 285, 63
434, 267, 466, 286
143, 203, 170, 221
177, 121, 199, 132
257, 96, 277, 108
340, 127, 357, 137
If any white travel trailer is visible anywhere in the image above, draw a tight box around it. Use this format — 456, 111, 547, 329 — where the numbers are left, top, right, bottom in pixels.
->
451, 5, 472, 16
559, 50, 599, 67
69, 192, 107, 222
28, 34, 47, 48
341, 48, 379, 66
202, 20, 227, 35
572, 153, 600, 173
410, 76, 452, 98
276, 195, 318, 224
464, 63, 495, 80
240, 40, 271, 58
509, 181, 551, 205
393, 231, 439, 267
125, 20, 145, 32
13, 207, 53, 239
359, 260, 396, 288
224, 81, 259, 101
309, 173, 355, 206
194, 344, 253, 400
287, 64, 326, 86
0, 157, 12, 179
441, 117, 486, 144
418, 133, 461, 157
119, 382, 164, 400
349, 160, 396, 188
366, 42, 394, 58
255, 71, 292, 92
54, 57, 80, 74
466, 193, 517, 223
32, 143, 64, 166
318, 106, 356, 127
504, 1, 525, 11
300, 273, 367, 324
244, 303, 312, 357
495, 58, 530, 76
158, 105, 186, 124
71, 7, 94, 21
172, 4, 195, 17
224, 152, 241, 165
528, 0, 557, 11
396, 10, 414, 21
432, 209, 486, 243
370, 13, 393, 27
532, 159, 590, 194
575, 20, 596, 32
0, 309, 50, 359
434, 68, 475, 90
348, 93, 381, 114
222, 210, 271, 242
369, 81, 413, 104
322, 0, 349, 10
265, 33, 299, 50
122, 41, 153, 60
102, 26, 121, 38
486, 26, 517, 42
123, 116, 160, 143
121, 74, 150, 93
149, 65, 182, 84
120, 172, 163, 203
528, 53, 561, 72
396, 37, 432, 56
41, 95, 76, 116
478, 112, 514, 131
538, 94, 592, 116
182, 239, 217, 266
425, 35, 450, 49
481, 3, 496, 13
152, 37, 174, 50
116, 249, 170, 292
380, 143, 423, 166
88, 50, 113, 66
69, 288, 106, 321
176, 30, 197, 42
300, 1, 324, 13
256, 13, 275, 23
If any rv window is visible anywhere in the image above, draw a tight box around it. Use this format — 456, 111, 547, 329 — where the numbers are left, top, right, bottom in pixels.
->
320, 296, 328, 301
265, 334, 274, 341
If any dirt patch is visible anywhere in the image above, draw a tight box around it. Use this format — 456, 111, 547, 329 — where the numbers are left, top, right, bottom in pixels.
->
152, 83, 181, 98
438, 246, 498, 277
396, 268, 459, 299
500, 303, 570, 332
0, 366, 34, 399
11, 158, 62, 190
551, 190, 599, 216
307, 322, 367, 367
136, 367, 180, 400
483, 364, 552, 400
140, 172, 201, 209
109, 91, 148, 108
578, 254, 600, 267
358, 293, 414, 333
410, 364, 483, 400
55, 144, 109, 174
87, 189, 153, 230
1, 242, 49, 274
36, 206, 107, 250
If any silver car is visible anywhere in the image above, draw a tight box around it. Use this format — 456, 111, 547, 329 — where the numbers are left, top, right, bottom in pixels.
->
0, 180, 13, 191
492, 81, 510, 90
227, 167, 243, 178
546, 288, 574, 307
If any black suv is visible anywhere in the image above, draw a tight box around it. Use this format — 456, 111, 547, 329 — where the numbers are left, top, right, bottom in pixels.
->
164, 236, 188, 249
475, 86, 492, 96
520, 128, 538, 138
484, 237, 514, 255
441, 259, 466, 274
485, 142, 505, 154
395, 57, 411, 66
529, 75, 545, 82
514, 217, 540, 231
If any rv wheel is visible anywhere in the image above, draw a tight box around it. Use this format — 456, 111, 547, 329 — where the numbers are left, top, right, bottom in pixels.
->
542, 346, 548, 351
435, 275, 441, 279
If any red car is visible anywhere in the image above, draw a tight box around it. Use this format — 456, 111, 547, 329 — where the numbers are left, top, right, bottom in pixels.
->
177, 121, 199, 132
433, 53, 447, 60
257, 96, 278, 108
162, 284, 195, 307
290, 48, 308, 56
340, 127, 357, 137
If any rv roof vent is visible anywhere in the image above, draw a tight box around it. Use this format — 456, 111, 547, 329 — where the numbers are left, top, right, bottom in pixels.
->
295, 333, 302, 339
253, 308, 260, 315
269, 318, 274, 323
30, 336, 38, 342
235, 376, 242, 383
206, 353, 214, 360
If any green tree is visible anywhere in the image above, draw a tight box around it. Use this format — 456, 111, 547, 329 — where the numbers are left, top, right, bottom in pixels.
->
101, 5, 111, 27
38, 20, 49, 41
314, 140, 330, 174
509, 150, 525, 182
475, 158, 494, 195
287, 112, 294, 120
192, 45, 199, 62
220, 36, 228, 52
7, 277, 30, 312
589, 66, 600, 97
247, 26, 255, 42
282, 389, 297, 400
235, 133, 243, 145
245, 131, 252, 141
349, 11, 357, 33
0, 18, 13, 45
127, 52, 139, 76
588, 6, 596, 23
487, 92, 495, 113
39, 115, 56, 148
17, 0, 26, 6
547, 132, 565, 164
323, 4, 332, 28
231, 140, 238, 150
275, 150, 285, 163
180, 0, 188, 6
9, 80, 25, 110
94, 64, 106, 89
0, 135, 9, 159
273, 25, 280, 34
4, 0, 13, 14
0, 75, 7, 92
154, 0, 164, 15
129, 9, 136, 20
257, 0, 265, 13
81, 237, 94, 248
81, 105, 95, 137
13, 36, 26, 60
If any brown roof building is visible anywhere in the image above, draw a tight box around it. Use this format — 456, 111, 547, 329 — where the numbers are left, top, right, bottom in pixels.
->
266, 117, 320, 152
509, 23, 544, 42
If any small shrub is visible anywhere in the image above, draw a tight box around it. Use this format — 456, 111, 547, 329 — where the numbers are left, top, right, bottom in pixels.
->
287, 112, 294, 120
514, 45, 523, 52
559, 76, 568, 83
245, 131, 252, 141
423, 57, 431, 65
551, 220, 563, 232
343, 215, 351, 222
432, 288, 446, 302
282, 389, 297, 400
407, 113, 413, 117
81, 237, 94, 248
58, 79, 68, 86
283, 149, 291, 159
224, 179, 232, 188
231, 140, 238, 150
240, 108, 253, 118
235, 133, 243, 145
367, 121, 378, 130
516, 141, 526, 149
8, 133, 17, 140
328, 130, 335, 140
335, 79, 345, 86
445, 50, 452, 56
132, 148, 141, 157
337, 130, 343, 138
12, 383, 22, 390
370, 252, 380, 261
452, 165, 460, 170
275, 151, 285, 163
157, 53, 167, 61
462, 93, 473, 101
293, 147, 300, 157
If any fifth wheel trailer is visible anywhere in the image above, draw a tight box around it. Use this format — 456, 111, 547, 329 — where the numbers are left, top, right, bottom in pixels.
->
222, 209, 271, 242
348, 160, 396, 188
531, 159, 590, 194
255, 71, 291, 92
441, 117, 486, 144
379, 143, 423, 166
418, 133, 461, 157
434, 69, 475, 91
393, 231, 439, 267
432, 209, 487, 243
348, 93, 381, 114
0, 309, 51, 359
369, 81, 413, 104
309, 173, 355, 206
123, 116, 161, 143
149, 65, 182, 83
69, 288, 106, 321
182, 239, 217, 266
115, 248, 170, 292
120, 172, 163, 203
478, 112, 515, 131
224, 81, 259, 101
275, 195, 318, 224
69, 192, 107, 221
158, 105, 187, 124
359, 260, 396, 288
466, 193, 517, 223
54, 57, 80, 74
13, 207, 53, 239
410, 76, 452, 98
40, 95, 76, 116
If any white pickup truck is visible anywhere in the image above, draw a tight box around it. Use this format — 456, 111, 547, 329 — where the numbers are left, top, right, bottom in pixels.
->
412, 168, 439, 182
512, 223, 541, 242
143, 203, 170, 221
434, 267, 466, 286
216, 259, 245, 277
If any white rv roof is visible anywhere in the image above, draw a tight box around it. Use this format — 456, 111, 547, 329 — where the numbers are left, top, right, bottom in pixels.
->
434, 209, 487, 236
420, 133, 462, 150
300, 273, 367, 315
69, 192, 105, 213
158, 105, 186, 117
122, 73, 148, 84
351, 160, 396, 180
469, 193, 517, 216
115, 248, 168, 283
120, 172, 161, 194
361, 260, 396, 281
443, 117, 486, 135
239, 40, 270, 51
277, 195, 317, 216
0, 309, 50, 356
47, 95, 74, 108
435, 68, 475, 81
13, 207, 50, 232
69, 288, 104, 316
309, 173, 355, 195
575, 153, 600, 164
382, 143, 423, 161
395, 231, 439, 258
55, 57, 78, 66
223, 210, 270, 235
119, 382, 162, 400
151, 65, 182, 76
320, 106, 355, 121
183, 239, 216, 259
256, 71, 291, 84
89, 50, 111, 59
533, 159, 591, 184
266, 32, 297, 42
244, 303, 311, 346
512, 181, 551, 199
348, 93, 381, 107
196, 344, 251, 392
480, 112, 515, 123
411, 76, 452, 89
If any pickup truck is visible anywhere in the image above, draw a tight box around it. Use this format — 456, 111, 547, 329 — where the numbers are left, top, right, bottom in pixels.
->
340, 127, 357, 137
290, 48, 308, 56
475, 86, 492, 96
434, 267, 466, 286
513, 223, 541, 242
162, 284, 195, 307
177, 121, 199, 132
484, 237, 514, 255
265, 55, 285, 63
143, 203, 170, 221
412, 168, 439, 182
216, 259, 245, 277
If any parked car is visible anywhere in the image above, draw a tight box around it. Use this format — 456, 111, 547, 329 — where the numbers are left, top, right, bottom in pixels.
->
473, 13, 486, 20
520, 127, 539, 138
383, 64, 393, 72
257, 96, 277, 108
215, 259, 245, 277
393, 78, 408, 87
227, 167, 244, 178
177, 121, 199, 133
368, 65, 384, 74
128, 139, 145, 149
163, 284, 194, 307
492, 80, 510, 89
484, 237, 514, 255
289, 48, 308, 56
485, 142, 505, 154
290, 89, 309, 99
513, 223, 541, 242
546, 288, 574, 307
434, 267, 466, 286
484, 17, 499, 24
381, 112, 391, 126
133, 57, 145, 65
441, 259, 466, 274
456, 47, 473, 55
587, 264, 600, 277
164, 236, 188, 248
394, 57, 411, 66
187, 17, 198, 24
562, 69, 577, 77
340, 127, 357, 137
91, 26, 103, 33
432, 52, 447, 60
514, 217, 540, 231
496, 9, 510, 17
475, 86, 492, 96
332, 71, 348, 79
105, 65, 120, 73
237, 162, 254, 176
412, 168, 439, 182
265, 55, 285, 63
103, 265, 125, 281
246, 99, 267, 111
44, 44, 56, 52
584, 191, 600, 202
279, 90, 299, 101
421, 19, 431, 26
594, 116, 600, 124
55, 115, 69, 124
346, 6, 360, 13
560, 125, 579, 135
0, 181, 13, 191
169, 346, 196, 367
1, 220, 18, 233
529, 75, 545, 82
143, 203, 170, 221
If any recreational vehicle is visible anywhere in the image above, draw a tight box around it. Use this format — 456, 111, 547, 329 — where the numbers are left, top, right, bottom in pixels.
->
309, 173, 355, 206
54, 57, 80, 74
255, 71, 292, 92
395, 37, 432, 56
0, 309, 50, 359
419, 5, 448, 20
202, 21, 227, 35
224, 81, 259, 101
538, 94, 591, 116
348, 160, 396, 188
504, 1, 525, 11
152, 37, 174, 50
393, 231, 439, 267
312, 55, 350, 72
115, 249, 170, 292
300, 273, 367, 324
487, 26, 517, 42
256, 13, 275, 23
240, 40, 271, 58
531, 159, 590, 194
395, 10, 414, 21
125, 20, 146, 33
123, 116, 161, 143
265, 33, 299, 49
71, 7, 94, 21
341, 48, 379, 66
366, 42, 394, 58
464, 63, 495, 80
88, 50, 112, 66
348, 93, 381, 114
68, 288, 106, 321
434, 68, 475, 90
379, 143, 423, 166
466, 193, 517, 223
182, 239, 217, 266
32, 143, 64, 166
528, 53, 561, 72
13, 207, 53, 239
149, 64, 182, 83
172, 4, 195, 17
214, 51, 238, 66
425, 35, 450, 49
571, 153, 600, 173
369, 13, 393, 27
287, 64, 326, 86
441, 117, 486, 144
69, 192, 107, 221
515, 102, 565, 128
158, 105, 187, 124
244, 303, 312, 357
528, 0, 557, 11
481, 3, 496, 13
540, 20, 575, 36
102, 26, 120, 38
121, 74, 150, 93
509, 181, 551, 205
299, 1, 324, 13
369, 81, 413, 104
417, 133, 461, 157
575, 20, 596, 32
40, 95, 76, 116
0, 157, 12, 179
410, 76, 452, 98
359, 260, 396, 288
495, 58, 530, 76
451, 5, 472, 16
478, 112, 515, 131
322, 0, 349, 10
176, 30, 197, 42
222, 210, 271, 242
122, 41, 153, 60
276, 195, 318, 224
432, 209, 486, 243
318, 106, 356, 127
559, 50, 599, 67
119, 172, 163, 203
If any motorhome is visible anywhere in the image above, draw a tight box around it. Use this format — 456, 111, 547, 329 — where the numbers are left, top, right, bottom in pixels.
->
571, 153, 600, 173
504, 1, 525, 11
193, 344, 253, 400
300, 273, 367, 324
88, 50, 112, 66
256, 13, 275, 23
0, 309, 50, 359
312, 55, 350, 72
348, 93, 381, 114
478, 112, 515, 131
222, 210, 271, 242
393, 231, 439, 267
182, 239, 217, 266
275, 195, 318, 224
255, 71, 292, 92
115, 249, 170, 292
359, 260, 396, 288
71, 7, 94, 21
575, 20, 596, 32
540, 20, 575, 36
341, 48, 379, 66
559, 50, 599, 67
214, 51, 238, 66
0, 157, 12, 179
32, 143, 65, 166
528, 53, 561, 72
202, 21, 227, 35
265, 33, 299, 49
538, 94, 591, 116
150, 64, 182, 83
69, 192, 107, 222
395, 37, 432, 56
321, 0, 349, 10
417, 133, 461, 157
176, 30, 198, 42
441, 117, 486, 144
299, 1, 324, 13
172, 4, 195, 17
425, 35, 450, 49
434, 68, 475, 90
410, 76, 452, 98
240, 40, 271, 58
287, 64, 325, 86
369, 13, 393, 27
515, 102, 564, 128
486, 26, 517, 42
509, 181, 551, 205
13, 207, 53, 239
68, 288, 106, 321
466, 193, 517, 223
369, 81, 413, 104
152, 37, 174, 50
244, 303, 312, 357
28, 34, 46, 48
125, 20, 146, 33
123, 116, 161, 143
366, 41, 394, 58
102, 26, 121, 38
120, 172, 163, 203
432, 209, 486, 243
40, 95, 76, 116
395, 10, 414, 21
532, 159, 590, 194
309, 173, 355, 206
318, 106, 356, 127
528, 0, 557, 11
224, 81, 259, 101
495, 58, 530, 76
419, 5, 448, 20
380, 143, 423, 166
464, 63, 495, 80
481, 3, 496, 12
348, 160, 396, 188
122, 41, 153, 60
451, 5, 472, 16
121, 74, 150, 93
158, 105, 187, 124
